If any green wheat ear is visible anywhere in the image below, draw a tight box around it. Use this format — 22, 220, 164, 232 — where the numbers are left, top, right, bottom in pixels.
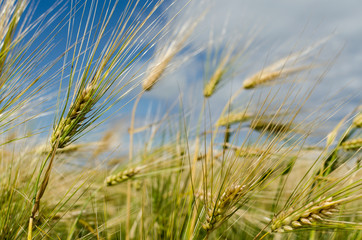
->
52, 85, 96, 148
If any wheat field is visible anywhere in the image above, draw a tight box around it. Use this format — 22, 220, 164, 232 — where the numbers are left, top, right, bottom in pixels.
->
0, 0, 361, 239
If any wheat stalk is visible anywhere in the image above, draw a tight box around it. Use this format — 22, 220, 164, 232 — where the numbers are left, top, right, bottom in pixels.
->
27, 1, 171, 238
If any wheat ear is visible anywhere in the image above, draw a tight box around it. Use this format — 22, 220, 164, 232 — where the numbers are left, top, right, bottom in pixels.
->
203, 52, 232, 98
216, 111, 252, 127
202, 184, 246, 232
352, 113, 362, 128
142, 51, 174, 91
242, 41, 324, 89
250, 119, 294, 133
142, 20, 199, 91
341, 138, 362, 151
271, 197, 339, 232
105, 167, 142, 186
51, 84, 95, 148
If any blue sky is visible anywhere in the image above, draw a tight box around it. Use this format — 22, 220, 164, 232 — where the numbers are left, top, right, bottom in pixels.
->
29, 0, 361, 102
154, 0, 361, 114
18, 0, 361, 148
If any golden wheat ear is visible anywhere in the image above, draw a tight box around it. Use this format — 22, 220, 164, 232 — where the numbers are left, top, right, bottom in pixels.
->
242, 38, 329, 89
215, 110, 253, 126
271, 194, 362, 234
202, 184, 247, 232
142, 18, 200, 91
352, 112, 362, 128
203, 42, 237, 98
341, 138, 362, 151
203, 52, 232, 97
105, 167, 142, 186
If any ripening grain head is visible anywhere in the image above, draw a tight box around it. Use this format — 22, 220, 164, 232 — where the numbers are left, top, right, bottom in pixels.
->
216, 110, 253, 126
52, 84, 96, 148
341, 138, 362, 151
202, 184, 246, 232
142, 19, 200, 91
203, 53, 231, 97
271, 197, 340, 233
242, 41, 325, 89
105, 167, 142, 186
352, 112, 362, 128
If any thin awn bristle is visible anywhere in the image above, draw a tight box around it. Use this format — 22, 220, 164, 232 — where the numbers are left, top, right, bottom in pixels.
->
271, 197, 339, 233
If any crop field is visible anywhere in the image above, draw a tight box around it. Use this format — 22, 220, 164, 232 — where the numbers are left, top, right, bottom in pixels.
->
0, 0, 361, 239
